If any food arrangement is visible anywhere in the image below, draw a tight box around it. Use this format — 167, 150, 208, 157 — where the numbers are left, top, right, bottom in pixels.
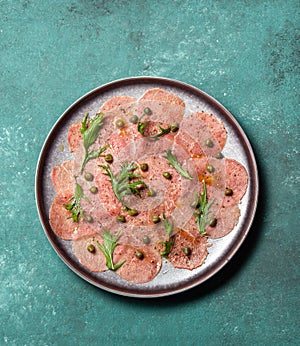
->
49, 88, 248, 284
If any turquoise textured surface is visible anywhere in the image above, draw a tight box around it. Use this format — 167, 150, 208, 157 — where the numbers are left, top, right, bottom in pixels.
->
1, 1, 299, 345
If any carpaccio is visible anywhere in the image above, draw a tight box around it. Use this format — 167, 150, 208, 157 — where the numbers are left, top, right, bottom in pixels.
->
49, 88, 248, 284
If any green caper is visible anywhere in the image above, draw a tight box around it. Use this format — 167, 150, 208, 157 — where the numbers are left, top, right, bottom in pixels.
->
152, 215, 160, 223
116, 119, 125, 128
129, 114, 138, 124
142, 235, 151, 245
90, 186, 98, 194
105, 153, 113, 163
182, 246, 192, 256
205, 138, 214, 148
140, 163, 148, 172
135, 250, 144, 260
225, 188, 233, 196
87, 244, 95, 253
216, 152, 224, 159
128, 209, 138, 216
85, 215, 93, 223
147, 189, 156, 197
116, 215, 126, 223
84, 172, 94, 181
206, 164, 214, 173
144, 107, 152, 115
209, 218, 217, 227
163, 172, 172, 179
170, 123, 179, 132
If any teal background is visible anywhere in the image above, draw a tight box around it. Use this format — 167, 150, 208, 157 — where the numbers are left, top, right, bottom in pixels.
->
1, 1, 299, 345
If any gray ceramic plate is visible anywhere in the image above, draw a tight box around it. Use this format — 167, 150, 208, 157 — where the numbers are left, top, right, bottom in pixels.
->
36, 77, 258, 298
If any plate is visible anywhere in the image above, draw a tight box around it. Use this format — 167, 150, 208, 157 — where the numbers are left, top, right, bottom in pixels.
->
35, 77, 258, 298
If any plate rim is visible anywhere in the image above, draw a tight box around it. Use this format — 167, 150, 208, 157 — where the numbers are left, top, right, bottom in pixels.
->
35, 76, 259, 298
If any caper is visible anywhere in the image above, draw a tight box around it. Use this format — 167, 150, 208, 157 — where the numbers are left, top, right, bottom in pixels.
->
128, 209, 138, 216
140, 163, 148, 172
152, 215, 160, 223
87, 244, 95, 253
116, 215, 126, 223
90, 186, 98, 194
85, 215, 93, 223
84, 172, 94, 181
206, 163, 214, 173
225, 188, 233, 196
205, 138, 214, 148
135, 250, 144, 260
182, 246, 192, 256
209, 218, 217, 227
216, 152, 224, 159
170, 123, 179, 132
144, 107, 152, 115
163, 172, 172, 179
116, 119, 125, 128
142, 235, 151, 245
147, 189, 156, 197
105, 153, 113, 163
129, 114, 138, 124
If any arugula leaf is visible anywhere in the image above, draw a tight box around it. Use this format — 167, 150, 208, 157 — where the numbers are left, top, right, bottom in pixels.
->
96, 230, 125, 271
137, 111, 171, 139
194, 180, 214, 235
160, 214, 175, 258
137, 114, 148, 135
163, 149, 193, 180
64, 178, 88, 222
149, 125, 171, 139
80, 113, 107, 172
99, 162, 147, 210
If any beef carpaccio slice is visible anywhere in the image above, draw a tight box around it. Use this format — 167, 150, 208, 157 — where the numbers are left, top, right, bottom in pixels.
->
113, 244, 162, 284
167, 230, 211, 270
72, 234, 107, 272
49, 87, 249, 284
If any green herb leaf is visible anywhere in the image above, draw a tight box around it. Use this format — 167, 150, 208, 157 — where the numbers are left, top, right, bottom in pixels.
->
137, 114, 148, 135
96, 230, 125, 271
149, 125, 171, 139
163, 149, 193, 180
63, 178, 88, 222
100, 162, 147, 210
80, 113, 89, 135
80, 113, 106, 172
194, 180, 215, 235
160, 214, 175, 258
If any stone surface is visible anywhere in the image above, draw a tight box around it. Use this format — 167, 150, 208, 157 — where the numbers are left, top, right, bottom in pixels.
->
0, 1, 299, 345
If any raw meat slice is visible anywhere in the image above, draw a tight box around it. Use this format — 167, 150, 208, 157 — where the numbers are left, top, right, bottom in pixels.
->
206, 205, 241, 239
99, 96, 136, 112
114, 244, 162, 283
222, 159, 248, 207
139, 88, 185, 108
67, 122, 82, 152
49, 194, 77, 240
196, 112, 227, 150
72, 233, 107, 272
167, 230, 210, 270
178, 112, 222, 157
51, 160, 74, 197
